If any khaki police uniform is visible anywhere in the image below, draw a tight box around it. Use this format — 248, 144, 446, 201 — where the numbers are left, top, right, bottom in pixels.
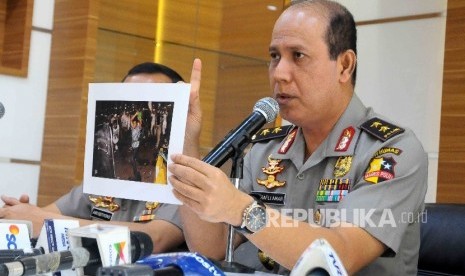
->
55, 184, 181, 229
234, 94, 428, 275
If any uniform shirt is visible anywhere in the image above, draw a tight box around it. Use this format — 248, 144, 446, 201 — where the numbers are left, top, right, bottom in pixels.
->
234, 94, 428, 275
55, 184, 181, 229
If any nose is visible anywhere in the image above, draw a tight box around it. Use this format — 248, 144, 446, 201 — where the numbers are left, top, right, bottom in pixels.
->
269, 59, 291, 83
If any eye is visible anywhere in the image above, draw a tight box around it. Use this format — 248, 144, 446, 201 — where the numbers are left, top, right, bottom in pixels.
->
294, 52, 304, 59
269, 52, 280, 61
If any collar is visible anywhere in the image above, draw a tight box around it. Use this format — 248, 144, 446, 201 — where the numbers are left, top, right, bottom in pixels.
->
271, 94, 371, 163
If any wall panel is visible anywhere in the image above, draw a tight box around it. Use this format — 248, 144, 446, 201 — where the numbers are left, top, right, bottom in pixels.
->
437, 0, 465, 203
38, 0, 99, 206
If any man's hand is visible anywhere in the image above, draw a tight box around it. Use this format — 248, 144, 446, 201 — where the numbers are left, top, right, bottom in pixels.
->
169, 153, 252, 226
1, 194, 29, 207
0, 195, 52, 237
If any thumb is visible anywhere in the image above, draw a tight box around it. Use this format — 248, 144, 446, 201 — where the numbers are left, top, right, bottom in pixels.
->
19, 194, 30, 203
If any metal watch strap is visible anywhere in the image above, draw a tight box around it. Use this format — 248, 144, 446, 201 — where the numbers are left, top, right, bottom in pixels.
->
234, 194, 265, 234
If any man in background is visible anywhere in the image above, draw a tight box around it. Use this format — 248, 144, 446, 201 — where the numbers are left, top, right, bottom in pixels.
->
0, 61, 202, 254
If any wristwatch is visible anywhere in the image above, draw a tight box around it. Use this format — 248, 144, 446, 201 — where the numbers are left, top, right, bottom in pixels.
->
234, 195, 267, 234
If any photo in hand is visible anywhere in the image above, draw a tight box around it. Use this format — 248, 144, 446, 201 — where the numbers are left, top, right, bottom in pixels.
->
84, 83, 189, 204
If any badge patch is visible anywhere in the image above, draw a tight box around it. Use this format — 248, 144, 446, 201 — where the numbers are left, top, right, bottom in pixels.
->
89, 196, 120, 212
133, 201, 159, 222
364, 156, 397, 184
250, 191, 286, 205
373, 147, 403, 157
333, 156, 353, 177
316, 178, 350, 202
335, 127, 355, 152
361, 117, 405, 141
256, 155, 286, 189
91, 207, 113, 221
278, 127, 298, 154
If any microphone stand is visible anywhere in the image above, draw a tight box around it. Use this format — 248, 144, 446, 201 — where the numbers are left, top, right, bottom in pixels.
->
214, 148, 255, 273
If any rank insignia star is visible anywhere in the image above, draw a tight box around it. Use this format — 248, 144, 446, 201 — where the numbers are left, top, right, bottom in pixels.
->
361, 117, 405, 142
256, 155, 286, 189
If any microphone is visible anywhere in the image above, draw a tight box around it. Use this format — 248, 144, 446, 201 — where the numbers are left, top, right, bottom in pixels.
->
0, 231, 153, 276
0, 248, 44, 263
290, 239, 347, 276
136, 252, 225, 276
202, 97, 279, 167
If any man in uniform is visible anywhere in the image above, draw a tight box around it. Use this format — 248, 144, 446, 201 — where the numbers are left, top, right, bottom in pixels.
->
168, 0, 427, 275
0, 61, 203, 254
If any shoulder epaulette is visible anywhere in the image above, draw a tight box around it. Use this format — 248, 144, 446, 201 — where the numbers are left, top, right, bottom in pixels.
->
251, 125, 294, 143
360, 117, 405, 142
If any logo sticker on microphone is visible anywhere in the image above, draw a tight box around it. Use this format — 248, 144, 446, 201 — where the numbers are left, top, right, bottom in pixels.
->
110, 241, 127, 265
5, 225, 20, 249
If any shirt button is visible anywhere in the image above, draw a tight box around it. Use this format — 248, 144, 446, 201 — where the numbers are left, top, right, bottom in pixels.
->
297, 174, 304, 180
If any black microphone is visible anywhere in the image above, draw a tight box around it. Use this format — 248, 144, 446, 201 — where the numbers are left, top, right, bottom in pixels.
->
0, 248, 45, 264
0, 231, 153, 276
202, 97, 279, 167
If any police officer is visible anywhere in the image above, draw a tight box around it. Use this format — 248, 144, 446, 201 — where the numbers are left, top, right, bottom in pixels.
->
169, 1, 427, 275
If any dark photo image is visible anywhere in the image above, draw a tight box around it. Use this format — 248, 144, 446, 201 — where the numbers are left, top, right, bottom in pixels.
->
92, 100, 174, 184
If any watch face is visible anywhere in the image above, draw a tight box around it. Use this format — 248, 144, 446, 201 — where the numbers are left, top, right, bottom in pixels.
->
246, 206, 267, 232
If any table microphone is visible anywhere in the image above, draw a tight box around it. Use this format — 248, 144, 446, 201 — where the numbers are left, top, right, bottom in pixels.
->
0, 231, 153, 276
290, 239, 347, 276
0, 248, 44, 264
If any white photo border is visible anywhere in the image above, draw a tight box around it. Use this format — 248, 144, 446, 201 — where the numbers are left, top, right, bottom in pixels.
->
83, 83, 190, 205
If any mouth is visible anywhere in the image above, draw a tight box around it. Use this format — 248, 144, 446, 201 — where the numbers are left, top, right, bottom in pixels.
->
275, 93, 293, 105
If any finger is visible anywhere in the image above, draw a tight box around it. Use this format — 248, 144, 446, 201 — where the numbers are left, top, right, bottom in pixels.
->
189, 58, 202, 97
170, 175, 202, 198
169, 154, 210, 177
172, 189, 202, 213
1, 195, 20, 206
19, 194, 30, 203
188, 59, 202, 119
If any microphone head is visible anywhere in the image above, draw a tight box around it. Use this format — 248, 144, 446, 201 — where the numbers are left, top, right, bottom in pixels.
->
130, 231, 154, 261
253, 97, 279, 123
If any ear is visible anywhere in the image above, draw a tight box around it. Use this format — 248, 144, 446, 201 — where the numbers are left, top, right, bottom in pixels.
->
337, 50, 356, 84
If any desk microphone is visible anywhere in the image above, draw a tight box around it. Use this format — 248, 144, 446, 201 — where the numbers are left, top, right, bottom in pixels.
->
0, 231, 153, 276
290, 239, 347, 276
0, 248, 44, 264
202, 97, 279, 168
136, 252, 225, 276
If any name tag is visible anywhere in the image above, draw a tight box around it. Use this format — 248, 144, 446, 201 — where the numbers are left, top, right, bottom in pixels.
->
90, 207, 113, 221
251, 191, 286, 205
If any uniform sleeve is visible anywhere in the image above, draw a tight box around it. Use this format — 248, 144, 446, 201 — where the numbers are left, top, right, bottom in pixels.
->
338, 130, 428, 254
54, 185, 93, 219
154, 204, 182, 230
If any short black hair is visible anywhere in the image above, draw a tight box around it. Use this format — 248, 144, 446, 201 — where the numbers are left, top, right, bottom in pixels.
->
122, 62, 184, 83
290, 0, 357, 85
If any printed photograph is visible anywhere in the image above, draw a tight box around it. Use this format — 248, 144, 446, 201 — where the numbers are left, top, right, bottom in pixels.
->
92, 100, 174, 184
83, 82, 189, 204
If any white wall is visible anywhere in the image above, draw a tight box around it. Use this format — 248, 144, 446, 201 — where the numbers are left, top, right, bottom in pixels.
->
339, 0, 447, 202
0, 0, 55, 204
